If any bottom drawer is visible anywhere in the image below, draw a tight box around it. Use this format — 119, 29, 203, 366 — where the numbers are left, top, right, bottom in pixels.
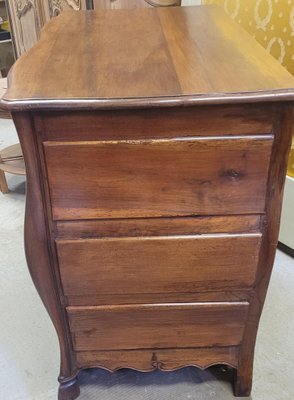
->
67, 302, 249, 351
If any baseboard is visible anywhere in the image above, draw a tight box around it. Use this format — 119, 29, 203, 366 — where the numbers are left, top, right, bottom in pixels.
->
278, 242, 294, 258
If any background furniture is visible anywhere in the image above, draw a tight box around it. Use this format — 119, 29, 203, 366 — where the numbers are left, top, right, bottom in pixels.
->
5, 0, 83, 58
0, 76, 9, 118
2, 6, 294, 400
0, 77, 25, 193
0, 143, 26, 193
4, 0, 184, 59
0, 0, 15, 76
88, 0, 181, 9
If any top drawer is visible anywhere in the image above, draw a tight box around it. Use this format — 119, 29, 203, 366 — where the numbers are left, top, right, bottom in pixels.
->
38, 105, 275, 141
43, 135, 272, 220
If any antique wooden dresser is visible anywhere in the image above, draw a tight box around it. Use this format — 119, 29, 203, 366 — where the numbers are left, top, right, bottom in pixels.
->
1, 6, 294, 400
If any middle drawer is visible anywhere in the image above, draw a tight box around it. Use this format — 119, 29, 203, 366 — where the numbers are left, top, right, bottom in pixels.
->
56, 233, 261, 299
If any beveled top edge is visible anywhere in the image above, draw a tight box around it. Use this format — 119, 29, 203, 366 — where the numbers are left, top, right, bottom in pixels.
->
2, 6, 294, 111
1, 90, 294, 112
2, 56, 294, 111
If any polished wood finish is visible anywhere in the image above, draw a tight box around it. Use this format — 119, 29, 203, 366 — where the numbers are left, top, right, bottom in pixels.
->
65, 291, 254, 308
67, 303, 249, 351
4, 6, 294, 400
5, 0, 180, 56
11, 113, 77, 390
57, 234, 261, 297
44, 136, 273, 220
36, 105, 276, 140
233, 106, 294, 397
2, 7, 294, 110
56, 215, 261, 239
76, 347, 239, 371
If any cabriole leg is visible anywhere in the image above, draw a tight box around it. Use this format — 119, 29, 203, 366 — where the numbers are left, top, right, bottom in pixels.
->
233, 365, 253, 397
58, 377, 80, 400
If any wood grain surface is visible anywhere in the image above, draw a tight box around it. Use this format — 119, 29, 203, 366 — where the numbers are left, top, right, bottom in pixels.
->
56, 215, 261, 239
44, 136, 273, 220
37, 105, 275, 140
2, 6, 294, 110
67, 302, 249, 351
57, 234, 261, 297
76, 347, 239, 371
7, 4, 294, 399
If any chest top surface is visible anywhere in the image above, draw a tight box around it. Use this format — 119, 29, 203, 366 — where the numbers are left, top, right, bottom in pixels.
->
2, 5, 294, 110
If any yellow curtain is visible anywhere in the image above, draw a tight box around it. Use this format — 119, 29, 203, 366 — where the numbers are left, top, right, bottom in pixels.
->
202, 0, 294, 177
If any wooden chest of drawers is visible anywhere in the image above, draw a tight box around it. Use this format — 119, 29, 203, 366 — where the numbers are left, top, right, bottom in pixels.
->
2, 6, 294, 400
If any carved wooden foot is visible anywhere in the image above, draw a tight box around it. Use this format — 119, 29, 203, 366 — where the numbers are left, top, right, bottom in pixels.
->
233, 368, 253, 397
58, 377, 80, 400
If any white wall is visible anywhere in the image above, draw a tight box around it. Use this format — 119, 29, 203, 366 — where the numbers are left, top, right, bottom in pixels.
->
279, 176, 294, 251
182, 0, 201, 5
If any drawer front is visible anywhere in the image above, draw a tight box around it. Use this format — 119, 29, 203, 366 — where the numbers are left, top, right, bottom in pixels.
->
38, 104, 275, 141
67, 302, 249, 351
56, 215, 261, 239
57, 234, 261, 297
44, 136, 272, 220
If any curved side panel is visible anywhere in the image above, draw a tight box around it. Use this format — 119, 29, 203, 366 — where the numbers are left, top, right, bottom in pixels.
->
12, 112, 76, 381
235, 105, 294, 397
